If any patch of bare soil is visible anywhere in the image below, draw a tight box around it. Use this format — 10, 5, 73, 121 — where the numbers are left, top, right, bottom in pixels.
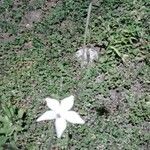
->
23, 41, 33, 49
0, 33, 15, 42
20, 0, 62, 30
95, 89, 124, 115
44, 0, 61, 8
21, 10, 42, 28
117, 61, 146, 98
94, 60, 148, 116
60, 20, 76, 33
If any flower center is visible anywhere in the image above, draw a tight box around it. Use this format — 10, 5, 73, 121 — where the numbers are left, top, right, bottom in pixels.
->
56, 114, 61, 118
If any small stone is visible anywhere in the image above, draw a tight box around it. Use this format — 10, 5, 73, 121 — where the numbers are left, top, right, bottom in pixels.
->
25, 23, 33, 29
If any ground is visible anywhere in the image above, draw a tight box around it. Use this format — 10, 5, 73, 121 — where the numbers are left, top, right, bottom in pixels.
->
0, 0, 150, 150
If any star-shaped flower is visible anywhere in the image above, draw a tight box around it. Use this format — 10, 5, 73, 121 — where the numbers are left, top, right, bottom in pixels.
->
37, 95, 85, 138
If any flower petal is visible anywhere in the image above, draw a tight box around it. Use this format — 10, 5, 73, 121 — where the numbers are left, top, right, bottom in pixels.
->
63, 111, 85, 124
45, 97, 60, 111
37, 111, 56, 122
55, 118, 67, 138
61, 95, 74, 111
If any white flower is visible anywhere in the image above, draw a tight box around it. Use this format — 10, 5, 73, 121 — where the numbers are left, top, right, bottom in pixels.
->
37, 95, 85, 138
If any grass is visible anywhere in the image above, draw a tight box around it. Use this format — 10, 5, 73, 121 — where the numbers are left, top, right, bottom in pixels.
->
0, 0, 150, 149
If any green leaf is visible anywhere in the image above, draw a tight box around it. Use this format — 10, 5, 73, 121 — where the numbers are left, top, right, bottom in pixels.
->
0, 136, 7, 147
18, 109, 25, 119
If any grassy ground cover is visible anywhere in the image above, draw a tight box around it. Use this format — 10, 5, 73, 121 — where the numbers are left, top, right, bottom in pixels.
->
0, 0, 150, 149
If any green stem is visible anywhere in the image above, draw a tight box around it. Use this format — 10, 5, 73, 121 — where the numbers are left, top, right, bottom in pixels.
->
83, 2, 92, 47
